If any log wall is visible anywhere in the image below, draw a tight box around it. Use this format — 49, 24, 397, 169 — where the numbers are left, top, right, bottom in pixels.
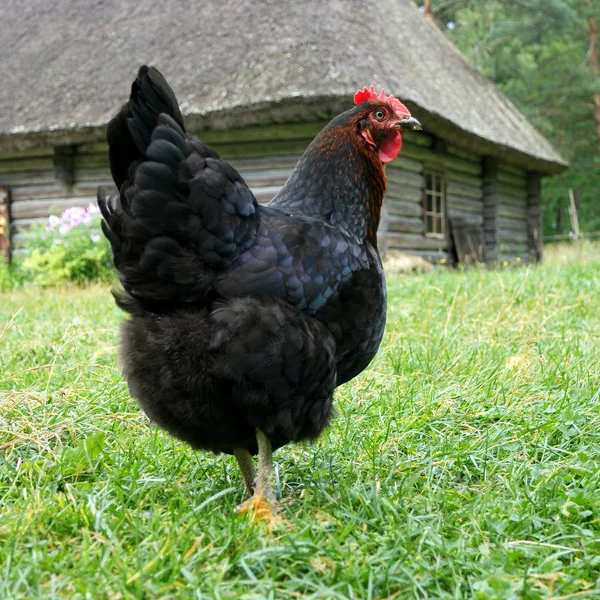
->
0, 122, 541, 265
496, 163, 530, 263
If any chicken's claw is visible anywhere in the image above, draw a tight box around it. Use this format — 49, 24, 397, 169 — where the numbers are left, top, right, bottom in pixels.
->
237, 493, 281, 528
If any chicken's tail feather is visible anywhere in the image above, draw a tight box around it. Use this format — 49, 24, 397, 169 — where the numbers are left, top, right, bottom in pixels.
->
107, 65, 185, 190
98, 184, 213, 315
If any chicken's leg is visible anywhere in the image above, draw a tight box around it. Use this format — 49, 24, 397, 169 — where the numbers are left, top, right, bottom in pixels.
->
237, 429, 279, 525
233, 447, 256, 495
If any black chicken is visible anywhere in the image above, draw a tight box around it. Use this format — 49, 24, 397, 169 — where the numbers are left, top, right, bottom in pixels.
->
98, 67, 421, 522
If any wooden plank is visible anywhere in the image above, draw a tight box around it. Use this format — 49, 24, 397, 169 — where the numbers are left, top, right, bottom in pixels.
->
11, 196, 94, 220
229, 154, 302, 172
54, 145, 75, 188
383, 232, 447, 251
72, 181, 115, 195
0, 147, 54, 160
10, 184, 65, 202
446, 144, 480, 162
497, 183, 526, 200
386, 183, 422, 203
11, 217, 44, 232
482, 157, 499, 261
498, 216, 528, 232
0, 157, 54, 174
401, 132, 433, 148
385, 198, 423, 218
73, 168, 113, 183
497, 192, 527, 209
387, 215, 424, 234
388, 155, 423, 173
215, 139, 313, 159
399, 249, 451, 264
448, 209, 483, 226
446, 181, 481, 200
0, 171, 56, 186
498, 162, 526, 178
447, 195, 482, 214
498, 228, 528, 244
439, 154, 482, 176
0, 188, 10, 262
238, 168, 293, 188
526, 172, 542, 262
401, 144, 441, 166
446, 170, 482, 187
386, 169, 423, 188
74, 153, 110, 169
496, 203, 527, 219
199, 122, 326, 145
77, 142, 110, 155
497, 170, 527, 190
450, 220, 486, 264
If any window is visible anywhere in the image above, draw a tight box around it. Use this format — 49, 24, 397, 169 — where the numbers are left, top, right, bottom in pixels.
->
424, 171, 446, 238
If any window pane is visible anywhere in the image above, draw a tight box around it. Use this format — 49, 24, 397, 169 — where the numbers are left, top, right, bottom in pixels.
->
424, 171, 446, 237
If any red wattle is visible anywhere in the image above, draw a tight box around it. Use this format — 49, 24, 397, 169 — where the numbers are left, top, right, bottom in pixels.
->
378, 131, 402, 163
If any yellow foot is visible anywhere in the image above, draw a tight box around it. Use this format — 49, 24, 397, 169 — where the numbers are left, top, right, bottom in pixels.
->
237, 493, 281, 527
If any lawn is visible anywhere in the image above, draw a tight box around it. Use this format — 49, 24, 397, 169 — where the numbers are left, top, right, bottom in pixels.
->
1, 245, 599, 599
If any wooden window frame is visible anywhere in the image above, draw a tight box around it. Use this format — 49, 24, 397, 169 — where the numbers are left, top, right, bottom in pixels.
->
0, 187, 10, 263
423, 169, 447, 239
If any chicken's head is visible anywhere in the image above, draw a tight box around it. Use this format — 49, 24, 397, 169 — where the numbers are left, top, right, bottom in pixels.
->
353, 86, 421, 163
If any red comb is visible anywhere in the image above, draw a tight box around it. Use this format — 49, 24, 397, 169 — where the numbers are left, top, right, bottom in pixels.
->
354, 85, 411, 117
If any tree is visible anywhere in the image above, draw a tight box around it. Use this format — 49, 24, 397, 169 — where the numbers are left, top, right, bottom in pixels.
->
414, 0, 600, 235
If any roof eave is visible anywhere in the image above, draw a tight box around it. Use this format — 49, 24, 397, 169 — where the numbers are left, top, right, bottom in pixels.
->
408, 106, 569, 175
0, 97, 568, 175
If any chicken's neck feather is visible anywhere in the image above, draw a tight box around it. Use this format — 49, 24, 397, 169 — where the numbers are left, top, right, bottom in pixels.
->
270, 121, 387, 245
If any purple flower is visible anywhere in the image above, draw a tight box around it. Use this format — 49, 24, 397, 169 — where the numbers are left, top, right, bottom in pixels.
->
47, 203, 102, 236
87, 202, 100, 216
90, 233, 101, 243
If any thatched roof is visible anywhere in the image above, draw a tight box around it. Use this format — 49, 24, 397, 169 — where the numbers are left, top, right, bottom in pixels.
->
0, 0, 566, 173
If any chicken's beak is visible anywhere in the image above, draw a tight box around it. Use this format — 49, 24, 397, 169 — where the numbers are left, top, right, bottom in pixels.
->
395, 116, 422, 131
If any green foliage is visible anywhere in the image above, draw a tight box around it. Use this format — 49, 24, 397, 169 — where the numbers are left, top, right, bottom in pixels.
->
415, 0, 600, 235
19, 205, 114, 287
1, 247, 599, 597
0, 257, 24, 292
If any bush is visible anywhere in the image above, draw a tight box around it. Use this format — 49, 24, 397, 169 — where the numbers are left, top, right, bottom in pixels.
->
0, 256, 23, 292
20, 203, 114, 287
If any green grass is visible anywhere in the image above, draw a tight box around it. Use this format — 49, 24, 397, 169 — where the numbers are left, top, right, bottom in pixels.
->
1, 244, 600, 599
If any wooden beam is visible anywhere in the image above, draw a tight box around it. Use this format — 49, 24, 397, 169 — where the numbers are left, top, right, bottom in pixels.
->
386, 198, 423, 218
54, 145, 76, 188
0, 187, 10, 263
526, 172, 543, 262
482, 157, 499, 262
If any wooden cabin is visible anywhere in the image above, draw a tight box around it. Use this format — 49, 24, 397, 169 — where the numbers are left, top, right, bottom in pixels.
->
0, 0, 567, 265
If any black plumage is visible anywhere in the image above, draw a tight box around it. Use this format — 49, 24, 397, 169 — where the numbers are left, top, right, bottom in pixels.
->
98, 66, 418, 519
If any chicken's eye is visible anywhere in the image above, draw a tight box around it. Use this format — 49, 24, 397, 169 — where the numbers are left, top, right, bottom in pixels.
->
374, 110, 385, 121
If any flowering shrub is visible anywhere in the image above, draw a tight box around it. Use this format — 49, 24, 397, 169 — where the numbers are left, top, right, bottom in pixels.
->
21, 203, 114, 286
